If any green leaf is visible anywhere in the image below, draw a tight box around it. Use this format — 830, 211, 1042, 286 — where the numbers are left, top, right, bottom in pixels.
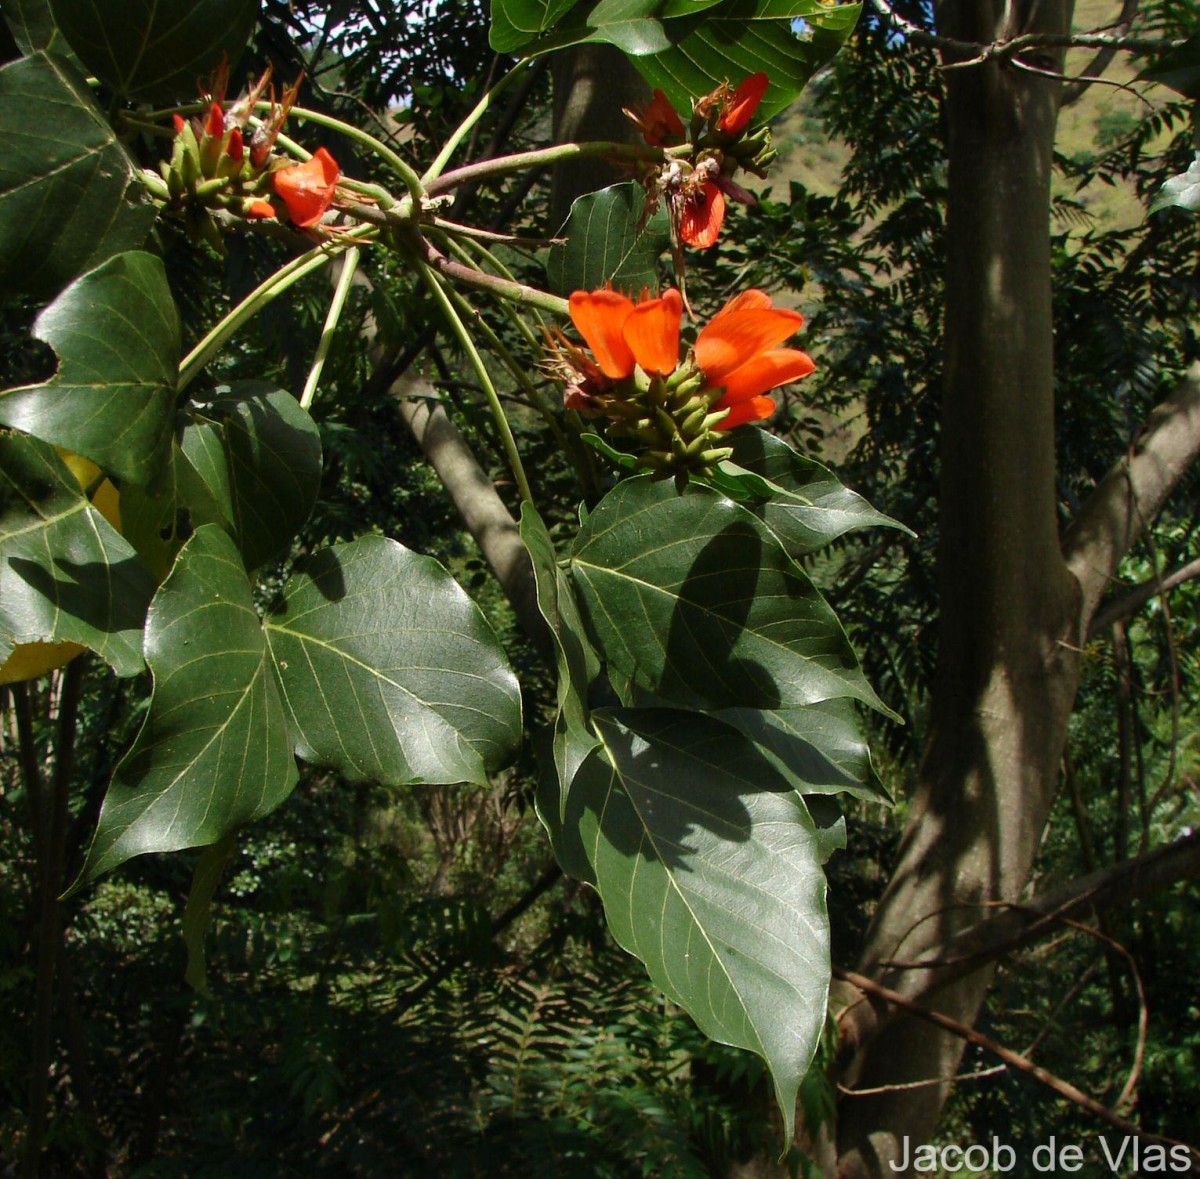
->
0, 53, 153, 299
552, 708, 830, 1142
0, 252, 179, 487
713, 699, 890, 802
264, 537, 522, 787
75, 526, 299, 884
0, 434, 154, 675
118, 440, 228, 583
570, 0, 672, 54
547, 182, 670, 296
4, 0, 78, 58
635, 1, 861, 120
724, 430, 910, 556
568, 476, 890, 715
182, 383, 322, 570
48, 0, 260, 100
521, 503, 600, 820
490, 0, 583, 51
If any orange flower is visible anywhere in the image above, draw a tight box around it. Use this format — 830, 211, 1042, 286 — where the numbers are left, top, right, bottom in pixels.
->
716, 72, 769, 134
628, 89, 686, 147
568, 288, 683, 379
678, 180, 725, 249
695, 290, 814, 427
566, 287, 812, 431
273, 147, 340, 227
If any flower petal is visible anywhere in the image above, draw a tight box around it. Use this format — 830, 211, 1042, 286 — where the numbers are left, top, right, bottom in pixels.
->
569, 290, 637, 379
713, 289, 773, 319
695, 306, 804, 384
715, 348, 815, 403
713, 395, 777, 429
718, 72, 768, 134
679, 182, 725, 249
639, 89, 686, 146
622, 288, 682, 376
274, 147, 341, 227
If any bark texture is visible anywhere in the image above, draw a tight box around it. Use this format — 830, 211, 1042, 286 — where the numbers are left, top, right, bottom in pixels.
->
834, 4, 1080, 1175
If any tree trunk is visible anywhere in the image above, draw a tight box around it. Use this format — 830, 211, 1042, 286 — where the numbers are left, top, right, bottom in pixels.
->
550, 45, 647, 226
834, 4, 1078, 1175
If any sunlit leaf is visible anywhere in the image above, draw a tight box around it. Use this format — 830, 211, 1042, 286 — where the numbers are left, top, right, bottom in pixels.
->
713, 698, 890, 802
568, 476, 891, 715
547, 182, 670, 296
723, 429, 910, 556
490, 0, 583, 51
0, 433, 153, 675
49, 0, 260, 99
635, 0, 861, 120
544, 707, 830, 1142
0, 252, 179, 487
0, 54, 153, 298
264, 537, 522, 787
75, 526, 299, 884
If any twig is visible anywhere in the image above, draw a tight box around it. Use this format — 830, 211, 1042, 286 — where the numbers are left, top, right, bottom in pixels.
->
838, 1063, 1007, 1097
834, 967, 1199, 1168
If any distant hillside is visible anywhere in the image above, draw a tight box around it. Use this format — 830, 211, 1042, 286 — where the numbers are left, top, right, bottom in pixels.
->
767, 0, 1175, 232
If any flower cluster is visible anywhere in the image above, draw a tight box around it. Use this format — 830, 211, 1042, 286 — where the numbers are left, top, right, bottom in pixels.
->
155, 65, 342, 247
626, 73, 773, 250
551, 286, 813, 478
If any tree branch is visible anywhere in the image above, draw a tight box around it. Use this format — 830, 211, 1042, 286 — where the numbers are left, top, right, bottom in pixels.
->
1061, 0, 1140, 105
835, 967, 1200, 1171
1087, 554, 1200, 638
1064, 362, 1200, 629
834, 831, 1200, 1062
868, 0, 1186, 64
389, 370, 553, 662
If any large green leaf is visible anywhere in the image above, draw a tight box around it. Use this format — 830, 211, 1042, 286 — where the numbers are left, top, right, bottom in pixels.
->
491, 0, 673, 54
547, 183, 670, 297
0, 54, 153, 299
635, 0, 861, 120
48, 0, 260, 100
182, 383, 322, 570
713, 699, 889, 802
724, 430, 909, 557
75, 526, 299, 884
0, 434, 153, 674
542, 708, 830, 1141
490, 0, 583, 51
4, 0, 78, 57
264, 537, 522, 787
0, 252, 179, 487
521, 503, 600, 819
568, 476, 889, 715
118, 440, 228, 583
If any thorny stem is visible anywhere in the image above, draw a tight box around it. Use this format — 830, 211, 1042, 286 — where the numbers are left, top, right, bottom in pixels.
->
301, 245, 362, 411
415, 258, 534, 504
178, 226, 376, 391
421, 59, 533, 185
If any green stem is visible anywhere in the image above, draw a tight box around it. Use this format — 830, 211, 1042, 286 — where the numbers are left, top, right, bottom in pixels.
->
301, 246, 361, 411
421, 59, 531, 185
416, 259, 534, 504
419, 235, 568, 316
178, 227, 375, 391
426, 141, 672, 197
